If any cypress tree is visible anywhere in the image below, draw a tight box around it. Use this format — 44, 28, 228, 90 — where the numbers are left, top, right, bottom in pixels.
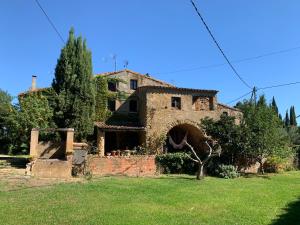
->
52, 28, 95, 141
290, 106, 297, 126
271, 97, 279, 117
284, 110, 290, 128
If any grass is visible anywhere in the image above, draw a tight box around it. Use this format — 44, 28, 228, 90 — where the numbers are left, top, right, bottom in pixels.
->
0, 172, 300, 225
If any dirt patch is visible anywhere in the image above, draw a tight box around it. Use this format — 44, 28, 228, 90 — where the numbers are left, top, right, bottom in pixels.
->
0, 167, 82, 192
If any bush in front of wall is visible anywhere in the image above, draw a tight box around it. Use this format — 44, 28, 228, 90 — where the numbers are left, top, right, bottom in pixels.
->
215, 164, 240, 179
155, 153, 197, 174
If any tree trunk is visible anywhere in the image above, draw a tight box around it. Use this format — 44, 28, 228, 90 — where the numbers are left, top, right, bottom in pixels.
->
196, 163, 204, 180
258, 159, 265, 174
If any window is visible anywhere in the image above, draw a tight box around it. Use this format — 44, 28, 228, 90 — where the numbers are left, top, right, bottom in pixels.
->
222, 111, 229, 116
192, 96, 201, 111
108, 81, 117, 92
129, 100, 138, 112
209, 97, 215, 110
171, 97, 181, 110
130, 79, 138, 90
108, 100, 116, 111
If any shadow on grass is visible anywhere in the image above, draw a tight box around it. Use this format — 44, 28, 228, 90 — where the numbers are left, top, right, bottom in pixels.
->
0, 156, 29, 168
156, 174, 197, 181
271, 197, 300, 225
242, 173, 271, 179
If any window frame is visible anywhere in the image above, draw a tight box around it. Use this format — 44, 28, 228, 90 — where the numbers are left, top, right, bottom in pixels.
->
130, 79, 138, 90
171, 97, 181, 110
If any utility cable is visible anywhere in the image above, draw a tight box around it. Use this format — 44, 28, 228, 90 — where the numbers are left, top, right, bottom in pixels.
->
34, 0, 65, 44
190, 0, 252, 89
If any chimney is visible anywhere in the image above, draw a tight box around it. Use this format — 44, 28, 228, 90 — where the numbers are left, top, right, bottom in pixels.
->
31, 75, 37, 91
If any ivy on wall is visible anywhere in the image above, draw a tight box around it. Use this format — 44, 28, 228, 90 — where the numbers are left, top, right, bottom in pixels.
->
94, 76, 129, 122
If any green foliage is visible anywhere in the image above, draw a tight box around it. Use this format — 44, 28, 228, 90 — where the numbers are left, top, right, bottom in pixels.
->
94, 76, 111, 121
201, 114, 242, 165
285, 110, 290, 127
0, 89, 14, 153
155, 153, 197, 174
289, 106, 297, 126
237, 96, 290, 170
52, 28, 95, 141
271, 96, 279, 117
264, 154, 295, 173
215, 164, 240, 179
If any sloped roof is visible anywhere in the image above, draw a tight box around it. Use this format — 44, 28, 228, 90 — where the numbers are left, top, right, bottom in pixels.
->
95, 69, 174, 87
136, 85, 218, 95
218, 103, 241, 112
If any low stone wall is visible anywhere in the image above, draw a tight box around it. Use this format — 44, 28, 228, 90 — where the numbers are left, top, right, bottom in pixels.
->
31, 159, 72, 179
88, 156, 156, 177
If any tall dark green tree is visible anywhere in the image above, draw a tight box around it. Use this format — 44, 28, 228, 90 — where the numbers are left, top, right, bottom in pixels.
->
284, 110, 290, 128
271, 96, 279, 117
290, 106, 297, 126
52, 28, 95, 141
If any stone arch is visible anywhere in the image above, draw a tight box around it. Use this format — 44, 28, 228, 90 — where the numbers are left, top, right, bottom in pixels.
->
164, 119, 208, 153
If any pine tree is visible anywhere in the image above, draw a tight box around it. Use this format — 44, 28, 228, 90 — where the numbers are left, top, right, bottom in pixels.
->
284, 110, 290, 128
52, 28, 95, 141
271, 97, 279, 117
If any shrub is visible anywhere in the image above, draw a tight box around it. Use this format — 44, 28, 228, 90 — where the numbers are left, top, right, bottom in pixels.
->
215, 164, 240, 179
264, 156, 295, 173
155, 153, 197, 174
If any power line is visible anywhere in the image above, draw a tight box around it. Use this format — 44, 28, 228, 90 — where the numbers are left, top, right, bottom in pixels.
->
258, 81, 300, 91
34, 0, 65, 44
190, 0, 252, 89
226, 91, 253, 105
155, 45, 300, 75
226, 81, 300, 105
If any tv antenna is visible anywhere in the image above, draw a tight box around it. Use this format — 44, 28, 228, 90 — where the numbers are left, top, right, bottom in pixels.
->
123, 60, 129, 69
110, 54, 117, 71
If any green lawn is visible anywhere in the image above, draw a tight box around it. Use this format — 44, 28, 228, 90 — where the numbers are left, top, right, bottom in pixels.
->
0, 172, 300, 225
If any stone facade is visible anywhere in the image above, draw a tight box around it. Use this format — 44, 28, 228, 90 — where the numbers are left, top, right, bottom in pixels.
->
96, 70, 242, 154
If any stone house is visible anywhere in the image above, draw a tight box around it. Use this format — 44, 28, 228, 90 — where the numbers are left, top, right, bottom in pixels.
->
95, 70, 241, 156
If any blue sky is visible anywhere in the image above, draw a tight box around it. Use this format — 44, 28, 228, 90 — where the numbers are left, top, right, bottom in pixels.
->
1, 0, 300, 117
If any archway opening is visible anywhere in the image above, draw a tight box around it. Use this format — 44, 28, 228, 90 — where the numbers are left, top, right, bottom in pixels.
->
166, 123, 208, 155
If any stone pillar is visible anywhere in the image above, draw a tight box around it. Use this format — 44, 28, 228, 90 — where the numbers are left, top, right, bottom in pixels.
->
97, 129, 105, 156
66, 128, 74, 155
30, 128, 39, 159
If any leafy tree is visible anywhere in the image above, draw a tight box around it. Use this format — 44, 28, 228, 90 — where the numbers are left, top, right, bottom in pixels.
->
201, 114, 242, 165
237, 96, 289, 173
0, 89, 14, 153
52, 28, 95, 141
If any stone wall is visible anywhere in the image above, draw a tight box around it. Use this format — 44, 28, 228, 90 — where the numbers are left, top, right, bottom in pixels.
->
143, 92, 242, 138
31, 159, 72, 179
88, 156, 156, 176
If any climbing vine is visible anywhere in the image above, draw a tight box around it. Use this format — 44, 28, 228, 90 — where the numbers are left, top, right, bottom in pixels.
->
94, 76, 128, 122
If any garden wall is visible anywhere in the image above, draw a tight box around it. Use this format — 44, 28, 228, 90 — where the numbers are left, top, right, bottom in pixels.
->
88, 156, 156, 177
31, 159, 72, 179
